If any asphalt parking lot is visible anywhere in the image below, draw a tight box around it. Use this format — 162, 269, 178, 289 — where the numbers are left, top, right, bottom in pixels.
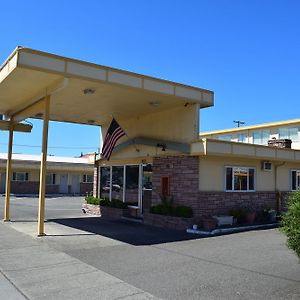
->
0, 196, 300, 300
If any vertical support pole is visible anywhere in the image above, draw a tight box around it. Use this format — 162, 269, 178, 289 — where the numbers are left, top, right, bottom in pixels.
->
37, 96, 50, 236
3, 124, 14, 221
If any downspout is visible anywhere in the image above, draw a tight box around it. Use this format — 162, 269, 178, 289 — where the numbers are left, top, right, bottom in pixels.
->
274, 161, 285, 212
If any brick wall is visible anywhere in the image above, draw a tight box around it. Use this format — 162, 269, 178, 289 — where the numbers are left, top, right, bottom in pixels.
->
11, 181, 59, 194
93, 166, 98, 197
152, 156, 199, 206
152, 155, 289, 219
80, 183, 93, 196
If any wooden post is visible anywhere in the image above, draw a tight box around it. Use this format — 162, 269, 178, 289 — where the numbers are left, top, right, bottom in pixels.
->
3, 124, 14, 221
37, 96, 50, 236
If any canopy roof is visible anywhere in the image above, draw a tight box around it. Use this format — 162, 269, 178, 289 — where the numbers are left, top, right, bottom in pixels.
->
0, 47, 214, 126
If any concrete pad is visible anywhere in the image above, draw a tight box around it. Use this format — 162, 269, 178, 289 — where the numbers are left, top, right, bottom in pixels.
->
0, 272, 27, 300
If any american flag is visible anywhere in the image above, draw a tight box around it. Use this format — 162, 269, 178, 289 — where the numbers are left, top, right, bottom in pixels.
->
101, 118, 126, 160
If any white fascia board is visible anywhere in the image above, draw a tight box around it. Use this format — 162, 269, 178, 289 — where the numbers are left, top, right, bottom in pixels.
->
0, 51, 18, 83
15, 48, 213, 104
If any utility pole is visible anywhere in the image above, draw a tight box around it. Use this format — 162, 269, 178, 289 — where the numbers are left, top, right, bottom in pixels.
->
233, 120, 245, 127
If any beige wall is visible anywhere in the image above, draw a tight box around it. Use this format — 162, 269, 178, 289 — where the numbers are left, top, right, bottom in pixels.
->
199, 155, 300, 192
102, 104, 199, 145
103, 144, 182, 164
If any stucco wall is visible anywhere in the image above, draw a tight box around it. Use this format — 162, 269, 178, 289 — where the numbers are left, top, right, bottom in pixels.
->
199, 156, 300, 192
102, 104, 199, 145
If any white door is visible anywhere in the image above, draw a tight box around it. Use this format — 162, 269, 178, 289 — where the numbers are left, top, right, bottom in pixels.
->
59, 174, 68, 194
71, 175, 80, 194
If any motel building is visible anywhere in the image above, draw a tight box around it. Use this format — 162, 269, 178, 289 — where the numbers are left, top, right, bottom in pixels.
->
1, 47, 300, 235
0, 153, 94, 195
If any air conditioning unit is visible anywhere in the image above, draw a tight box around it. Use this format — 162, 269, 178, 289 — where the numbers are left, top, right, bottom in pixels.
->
261, 161, 272, 171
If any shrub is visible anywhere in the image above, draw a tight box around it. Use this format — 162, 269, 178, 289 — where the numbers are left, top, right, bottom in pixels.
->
280, 191, 300, 259
99, 198, 111, 207
85, 196, 101, 205
150, 204, 193, 218
111, 199, 128, 209
98, 198, 127, 208
173, 206, 193, 218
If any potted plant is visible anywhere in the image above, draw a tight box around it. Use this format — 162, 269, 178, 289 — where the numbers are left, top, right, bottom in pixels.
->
202, 216, 217, 230
244, 208, 256, 224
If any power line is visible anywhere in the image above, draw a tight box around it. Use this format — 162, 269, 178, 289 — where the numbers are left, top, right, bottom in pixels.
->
0, 142, 99, 150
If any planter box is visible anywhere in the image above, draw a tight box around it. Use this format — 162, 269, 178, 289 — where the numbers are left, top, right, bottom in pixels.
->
100, 206, 127, 220
82, 203, 101, 216
213, 215, 234, 226
143, 212, 192, 230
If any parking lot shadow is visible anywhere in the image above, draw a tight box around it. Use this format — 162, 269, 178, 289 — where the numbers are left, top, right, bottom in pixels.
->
50, 217, 199, 246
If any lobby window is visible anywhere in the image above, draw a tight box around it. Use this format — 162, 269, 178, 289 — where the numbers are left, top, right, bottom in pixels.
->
291, 170, 300, 191
82, 174, 93, 183
225, 166, 255, 191
46, 173, 56, 185
12, 172, 29, 182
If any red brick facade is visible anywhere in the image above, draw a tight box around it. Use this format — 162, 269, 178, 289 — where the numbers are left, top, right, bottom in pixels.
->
152, 155, 289, 219
11, 181, 59, 194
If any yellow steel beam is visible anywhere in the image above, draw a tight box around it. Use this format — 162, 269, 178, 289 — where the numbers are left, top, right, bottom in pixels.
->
0, 120, 32, 132
3, 124, 14, 221
12, 97, 46, 123
37, 95, 50, 236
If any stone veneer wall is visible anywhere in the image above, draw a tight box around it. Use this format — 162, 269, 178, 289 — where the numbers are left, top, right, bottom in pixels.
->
93, 166, 98, 197
152, 156, 289, 219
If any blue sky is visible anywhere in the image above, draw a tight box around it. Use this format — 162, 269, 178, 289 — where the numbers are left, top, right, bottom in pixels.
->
0, 0, 299, 156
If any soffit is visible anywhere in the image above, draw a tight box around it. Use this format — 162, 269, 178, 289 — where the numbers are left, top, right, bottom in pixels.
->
0, 47, 214, 126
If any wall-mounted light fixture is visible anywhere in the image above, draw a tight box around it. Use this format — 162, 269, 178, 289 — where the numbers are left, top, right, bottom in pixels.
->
83, 88, 96, 95
149, 101, 160, 107
157, 143, 166, 151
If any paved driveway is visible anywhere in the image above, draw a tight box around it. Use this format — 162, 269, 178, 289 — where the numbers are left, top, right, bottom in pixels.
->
0, 196, 300, 299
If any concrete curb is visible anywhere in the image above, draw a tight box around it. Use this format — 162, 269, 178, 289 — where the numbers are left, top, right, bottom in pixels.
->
187, 223, 279, 236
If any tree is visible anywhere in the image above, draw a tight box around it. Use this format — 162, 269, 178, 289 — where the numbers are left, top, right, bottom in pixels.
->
281, 191, 300, 259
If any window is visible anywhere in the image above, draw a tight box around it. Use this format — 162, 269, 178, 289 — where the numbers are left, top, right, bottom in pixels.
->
225, 166, 255, 191
12, 172, 29, 181
218, 135, 232, 141
237, 133, 247, 143
46, 173, 56, 185
279, 127, 299, 141
252, 130, 270, 145
82, 174, 93, 183
291, 170, 300, 191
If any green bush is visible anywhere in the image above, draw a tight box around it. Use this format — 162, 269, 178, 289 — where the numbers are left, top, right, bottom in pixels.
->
150, 203, 193, 218
111, 199, 128, 209
99, 198, 111, 207
173, 206, 193, 218
85, 196, 101, 205
150, 203, 172, 215
280, 191, 300, 259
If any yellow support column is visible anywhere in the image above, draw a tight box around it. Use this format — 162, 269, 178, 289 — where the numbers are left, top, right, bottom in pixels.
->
37, 96, 50, 236
3, 124, 14, 221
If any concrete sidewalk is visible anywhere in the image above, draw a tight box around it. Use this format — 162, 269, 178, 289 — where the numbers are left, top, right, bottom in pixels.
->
0, 221, 159, 300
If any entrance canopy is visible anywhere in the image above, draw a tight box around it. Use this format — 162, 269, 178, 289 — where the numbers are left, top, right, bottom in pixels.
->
0, 47, 213, 124
0, 46, 214, 236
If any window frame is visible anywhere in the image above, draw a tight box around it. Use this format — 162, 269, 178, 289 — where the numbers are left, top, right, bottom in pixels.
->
12, 172, 29, 182
46, 173, 56, 185
224, 166, 256, 192
290, 169, 300, 191
82, 174, 93, 183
